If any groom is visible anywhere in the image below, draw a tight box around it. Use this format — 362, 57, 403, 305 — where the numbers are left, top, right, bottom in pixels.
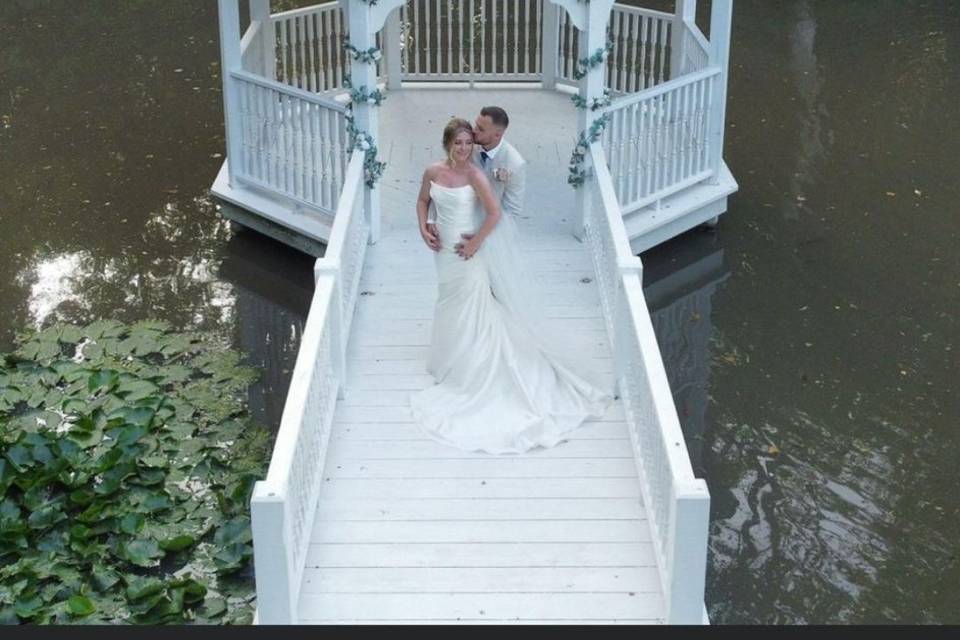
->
452, 106, 527, 257
470, 106, 527, 219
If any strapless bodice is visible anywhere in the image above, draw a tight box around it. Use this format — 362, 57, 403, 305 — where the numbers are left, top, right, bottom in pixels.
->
430, 181, 480, 252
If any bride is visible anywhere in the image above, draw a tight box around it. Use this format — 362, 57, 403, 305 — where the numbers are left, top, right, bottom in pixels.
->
408, 117, 614, 455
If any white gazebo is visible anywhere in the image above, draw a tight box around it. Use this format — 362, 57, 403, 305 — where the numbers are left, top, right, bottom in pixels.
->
211, 0, 736, 625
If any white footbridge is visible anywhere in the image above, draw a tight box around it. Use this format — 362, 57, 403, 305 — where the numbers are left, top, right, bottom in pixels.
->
211, 0, 737, 624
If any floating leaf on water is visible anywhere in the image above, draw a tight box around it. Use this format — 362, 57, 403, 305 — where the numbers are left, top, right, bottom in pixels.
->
67, 594, 96, 616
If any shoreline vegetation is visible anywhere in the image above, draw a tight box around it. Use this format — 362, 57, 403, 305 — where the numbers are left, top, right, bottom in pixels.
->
0, 319, 269, 624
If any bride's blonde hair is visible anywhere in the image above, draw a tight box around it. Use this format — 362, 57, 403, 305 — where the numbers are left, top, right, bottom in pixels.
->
442, 117, 474, 166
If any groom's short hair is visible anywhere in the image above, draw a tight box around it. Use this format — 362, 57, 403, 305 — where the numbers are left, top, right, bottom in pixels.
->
480, 106, 509, 130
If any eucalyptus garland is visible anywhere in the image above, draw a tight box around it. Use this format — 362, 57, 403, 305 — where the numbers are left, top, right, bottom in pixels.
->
343, 74, 387, 106
571, 89, 612, 111
343, 39, 382, 65
572, 39, 614, 81
567, 113, 611, 188
346, 114, 386, 189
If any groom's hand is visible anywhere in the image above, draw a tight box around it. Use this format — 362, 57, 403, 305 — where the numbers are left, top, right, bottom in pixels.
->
455, 233, 478, 260
420, 223, 441, 252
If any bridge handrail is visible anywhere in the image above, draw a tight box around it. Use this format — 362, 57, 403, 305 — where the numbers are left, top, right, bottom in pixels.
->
249, 150, 369, 624
586, 141, 710, 624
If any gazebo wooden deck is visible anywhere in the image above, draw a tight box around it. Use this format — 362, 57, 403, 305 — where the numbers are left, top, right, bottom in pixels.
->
210, 0, 736, 625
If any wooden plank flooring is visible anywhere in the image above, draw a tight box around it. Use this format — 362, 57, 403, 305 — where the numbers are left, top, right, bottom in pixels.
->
301, 89, 664, 624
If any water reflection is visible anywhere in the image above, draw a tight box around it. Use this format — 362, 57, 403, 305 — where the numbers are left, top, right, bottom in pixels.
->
219, 225, 315, 428
643, 230, 729, 475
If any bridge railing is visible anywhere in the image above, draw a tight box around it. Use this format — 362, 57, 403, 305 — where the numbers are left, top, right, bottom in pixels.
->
249, 150, 370, 624
601, 65, 720, 215
585, 141, 710, 624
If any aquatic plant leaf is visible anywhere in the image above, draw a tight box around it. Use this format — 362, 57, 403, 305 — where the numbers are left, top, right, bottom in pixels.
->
67, 594, 96, 616
124, 538, 164, 567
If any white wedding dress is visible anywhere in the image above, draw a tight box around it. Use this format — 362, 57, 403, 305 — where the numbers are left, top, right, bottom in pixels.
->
409, 181, 614, 455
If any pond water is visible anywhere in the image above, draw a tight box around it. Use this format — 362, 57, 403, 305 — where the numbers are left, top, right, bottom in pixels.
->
1, 0, 957, 624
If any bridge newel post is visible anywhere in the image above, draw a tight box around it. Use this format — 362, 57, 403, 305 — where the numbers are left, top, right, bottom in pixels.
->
574, 0, 614, 241
347, 0, 382, 245
541, 1, 559, 90
250, 483, 297, 624
249, 0, 276, 81
217, 0, 244, 188
665, 480, 711, 624
706, 0, 733, 186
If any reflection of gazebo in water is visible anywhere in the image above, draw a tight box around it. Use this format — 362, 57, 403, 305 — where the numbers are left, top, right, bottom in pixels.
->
210, 0, 736, 625
643, 232, 730, 474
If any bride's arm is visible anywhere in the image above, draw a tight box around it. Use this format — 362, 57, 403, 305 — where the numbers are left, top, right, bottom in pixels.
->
417, 169, 440, 251
458, 167, 501, 258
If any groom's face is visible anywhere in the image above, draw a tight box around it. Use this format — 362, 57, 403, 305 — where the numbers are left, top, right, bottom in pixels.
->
473, 115, 503, 149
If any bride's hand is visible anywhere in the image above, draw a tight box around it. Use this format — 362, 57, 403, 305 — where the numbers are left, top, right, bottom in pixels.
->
455, 233, 480, 260
420, 223, 441, 252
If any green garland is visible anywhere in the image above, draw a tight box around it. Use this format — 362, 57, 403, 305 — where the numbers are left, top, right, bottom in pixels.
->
343, 74, 387, 106
340, 48, 387, 186
567, 113, 610, 188
343, 39, 382, 65
572, 40, 613, 81
346, 114, 386, 189
571, 89, 612, 111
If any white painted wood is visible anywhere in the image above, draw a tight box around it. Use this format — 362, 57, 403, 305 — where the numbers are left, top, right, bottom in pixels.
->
328, 456, 640, 479
301, 566, 660, 592
249, 489, 297, 624
665, 483, 711, 624
218, 0, 244, 187
305, 541, 654, 568
707, 0, 733, 185
298, 592, 663, 623
315, 497, 645, 521
310, 519, 650, 544
318, 476, 642, 499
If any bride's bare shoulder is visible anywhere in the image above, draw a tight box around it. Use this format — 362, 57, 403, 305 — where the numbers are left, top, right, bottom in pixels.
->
423, 162, 447, 179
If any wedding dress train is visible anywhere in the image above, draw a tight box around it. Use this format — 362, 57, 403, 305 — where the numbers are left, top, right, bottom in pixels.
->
408, 181, 614, 455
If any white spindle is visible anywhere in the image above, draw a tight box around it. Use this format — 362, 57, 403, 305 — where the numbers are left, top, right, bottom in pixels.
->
469, 0, 475, 77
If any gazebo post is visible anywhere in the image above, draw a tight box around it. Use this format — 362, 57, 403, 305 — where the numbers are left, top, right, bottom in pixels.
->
249, 0, 276, 81
384, 7, 403, 90
707, 0, 733, 185
217, 0, 244, 189
671, 0, 697, 79
541, 1, 559, 90
575, 0, 615, 239
347, 0, 382, 244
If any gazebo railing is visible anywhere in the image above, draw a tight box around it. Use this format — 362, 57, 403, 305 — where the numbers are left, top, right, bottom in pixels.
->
601, 66, 720, 214
677, 20, 710, 76
250, 150, 370, 624
229, 68, 350, 216
268, 3, 386, 93
401, 0, 545, 80
602, 4, 675, 93
584, 141, 709, 624
251, 1, 685, 90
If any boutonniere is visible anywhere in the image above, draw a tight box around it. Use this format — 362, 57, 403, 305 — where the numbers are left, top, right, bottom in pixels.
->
492, 167, 511, 183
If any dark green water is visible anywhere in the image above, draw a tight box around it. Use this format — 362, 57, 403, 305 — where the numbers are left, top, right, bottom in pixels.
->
1, 0, 957, 624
